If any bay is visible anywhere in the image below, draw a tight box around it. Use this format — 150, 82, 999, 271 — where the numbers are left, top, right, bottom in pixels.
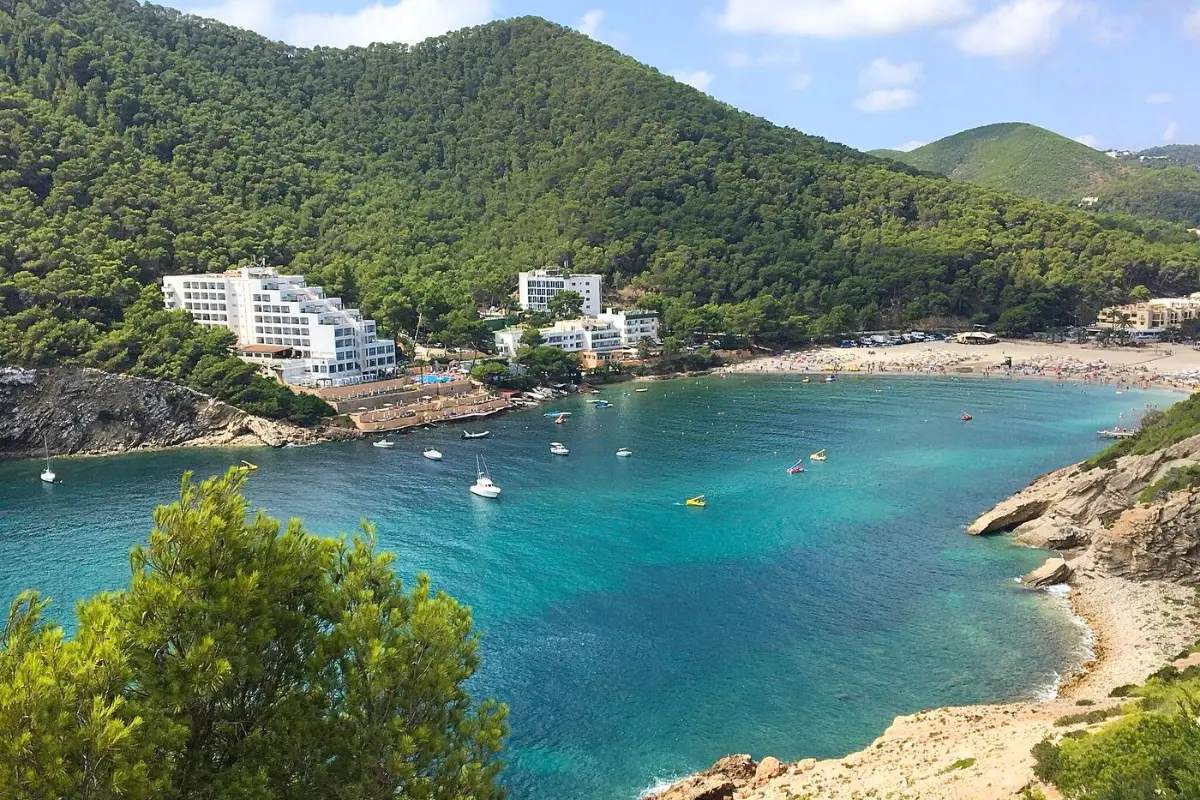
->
0, 376, 1171, 800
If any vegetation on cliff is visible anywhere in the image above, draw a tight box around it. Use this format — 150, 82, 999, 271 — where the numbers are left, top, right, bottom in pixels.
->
1033, 644, 1200, 799
1086, 394, 1200, 470
1, 0, 1199, 391
0, 468, 506, 798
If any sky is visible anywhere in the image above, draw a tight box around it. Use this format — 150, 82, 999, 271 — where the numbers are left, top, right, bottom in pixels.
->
169, 0, 1200, 153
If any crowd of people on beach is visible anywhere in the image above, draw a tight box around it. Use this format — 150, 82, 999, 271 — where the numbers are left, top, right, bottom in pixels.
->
722, 342, 1200, 392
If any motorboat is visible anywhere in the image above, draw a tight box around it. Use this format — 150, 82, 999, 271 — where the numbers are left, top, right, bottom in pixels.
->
461, 430, 492, 439
685, 494, 706, 507
470, 456, 501, 498
616, 448, 633, 458
1098, 428, 1134, 439
823, 374, 837, 383
372, 439, 395, 449
595, 400, 612, 408
634, 387, 649, 393
39, 433, 55, 484
787, 459, 804, 474
810, 449, 827, 462
550, 442, 570, 456
423, 448, 443, 461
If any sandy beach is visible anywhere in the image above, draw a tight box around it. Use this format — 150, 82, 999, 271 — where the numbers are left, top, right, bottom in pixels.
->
667, 573, 1200, 800
722, 339, 1200, 392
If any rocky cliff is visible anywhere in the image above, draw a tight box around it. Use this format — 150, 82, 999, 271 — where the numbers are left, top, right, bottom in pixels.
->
966, 431, 1200, 581
0, 366, 339, 459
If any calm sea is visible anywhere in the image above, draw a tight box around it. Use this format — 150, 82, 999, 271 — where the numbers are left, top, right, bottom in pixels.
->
0, 376, 1172, 800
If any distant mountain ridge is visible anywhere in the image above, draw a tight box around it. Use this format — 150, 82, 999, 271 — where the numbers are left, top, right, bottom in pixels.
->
873, 124, 1200, 226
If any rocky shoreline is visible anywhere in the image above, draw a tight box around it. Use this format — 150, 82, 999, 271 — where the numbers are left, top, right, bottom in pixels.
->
649, 429, 1200, 800
0, 366, 353, 460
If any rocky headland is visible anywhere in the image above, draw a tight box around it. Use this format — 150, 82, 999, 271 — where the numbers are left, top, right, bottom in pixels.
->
0, 366, 349, 459
649, 430, 1200, 800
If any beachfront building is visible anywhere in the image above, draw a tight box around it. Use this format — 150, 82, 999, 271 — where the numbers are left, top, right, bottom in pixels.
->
518, 268, 603, 317
597, 307, 660, 345
955, 331, 1000, 345
162, 265, 396, 387
1096, 294, 1200, 334
494, 318, 624, 357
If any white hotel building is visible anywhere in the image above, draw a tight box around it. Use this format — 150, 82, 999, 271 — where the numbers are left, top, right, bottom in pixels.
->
493, 312, 657, 358
161, 266, 396, 387
518, 269, 603, 317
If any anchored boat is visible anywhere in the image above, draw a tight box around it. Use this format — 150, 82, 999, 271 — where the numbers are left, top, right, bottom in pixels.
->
39, 434, 56, 484
470, 456, 501, 498
423, 447, 443, 461
373, 438, 396, 448
616, 448, 633, 458
550, 442, 570, 456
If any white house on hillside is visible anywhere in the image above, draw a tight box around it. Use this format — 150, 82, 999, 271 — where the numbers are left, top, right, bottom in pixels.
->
162, 265, 396, 387
597, 307, 660, 345
494, 318, 625, 357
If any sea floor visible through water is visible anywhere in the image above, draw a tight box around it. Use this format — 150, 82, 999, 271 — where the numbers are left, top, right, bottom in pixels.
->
0, 376, 1175, 800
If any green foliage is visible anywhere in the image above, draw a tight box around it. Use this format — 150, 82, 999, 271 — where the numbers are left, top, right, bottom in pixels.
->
1054, 706, 1127, 727
546, 290, 584, 320
939, 757, 976, 774
0, 469, 507, 799
519, 328, 546, 349
470, 360, 512, 384
516, 345, 580, 383
881, 123, 1133, 204
882, 124, 1200, 226
1139, 464, 1200, 504
2, 1, 1200, 396
1087, 394, 1200, 470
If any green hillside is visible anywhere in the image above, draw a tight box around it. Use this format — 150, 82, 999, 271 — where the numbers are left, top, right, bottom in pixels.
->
1, 0, 1199, 400
876, 123, 1132, 204
877, 124, 1200, 226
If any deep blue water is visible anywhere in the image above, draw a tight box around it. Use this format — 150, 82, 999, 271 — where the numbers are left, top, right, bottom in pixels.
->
0, 376, 1173, 800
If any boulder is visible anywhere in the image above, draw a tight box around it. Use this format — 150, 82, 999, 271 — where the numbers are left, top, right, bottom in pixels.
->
706, 755, 756, 781
967, 498, 1051, 536
1093, 490, 1200, 581
1011, 516, 1089, 550
794, 758, 817, 773
752, 756, 786, 785
1022, 557, 1072, 587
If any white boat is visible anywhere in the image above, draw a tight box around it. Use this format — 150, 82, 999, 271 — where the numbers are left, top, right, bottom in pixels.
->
634, 387, 649, 393
39, 433, 56, 484
423, 448, 443, 460
550, 442, 570, 456
470, 456, 501, 498
616, 448, 633, 458
373, 438, 396, 449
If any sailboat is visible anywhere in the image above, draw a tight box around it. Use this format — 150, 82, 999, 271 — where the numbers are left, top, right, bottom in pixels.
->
39, 434, 56, 484
470, 455, 501, 498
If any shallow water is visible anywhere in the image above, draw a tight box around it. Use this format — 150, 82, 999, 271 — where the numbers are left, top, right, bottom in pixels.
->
0, 376, 1172, 800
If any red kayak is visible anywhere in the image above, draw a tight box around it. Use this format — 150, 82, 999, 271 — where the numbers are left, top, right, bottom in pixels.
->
961, 413, 973, 421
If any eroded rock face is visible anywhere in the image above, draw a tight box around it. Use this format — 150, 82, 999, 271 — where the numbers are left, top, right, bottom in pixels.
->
0, 366, 328, 459
1094, 490, 1200, 581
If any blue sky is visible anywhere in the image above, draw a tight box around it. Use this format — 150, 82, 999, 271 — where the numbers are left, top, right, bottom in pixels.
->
172, 0, 1200, 153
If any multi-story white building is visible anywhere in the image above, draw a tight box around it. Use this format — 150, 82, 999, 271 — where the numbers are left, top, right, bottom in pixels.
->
494, 319, 624, 357
597, 307, 660, 345
1096, 294, 1200, 334
162, 265, 396, 387
518, 269, 603, 317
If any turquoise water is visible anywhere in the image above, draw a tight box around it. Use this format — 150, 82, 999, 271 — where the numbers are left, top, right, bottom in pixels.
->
0, 376, 1173, 800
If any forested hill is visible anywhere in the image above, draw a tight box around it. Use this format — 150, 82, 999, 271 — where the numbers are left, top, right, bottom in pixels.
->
876, 124, 1200, 226
2, 1, 1200, 397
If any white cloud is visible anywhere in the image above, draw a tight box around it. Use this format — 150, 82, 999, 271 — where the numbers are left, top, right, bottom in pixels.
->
671, 69, 715, 92
898, 140, 926, 151
284, 0, 493, 47
1164, 122, 1179, 143
188, 0, 276, 30
1075, 134, 1099, 148
856, 58, 920, 112
717, 0, 973, 38
1147, 92, 1175, 105
856, 88, 917, 112
1186, 8, 1200, 38
578, 9, 604, 38
859, 57, 922, 89
954, 0, 1080, 59
187, 0, 496, 47
787, 72, 814, 90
